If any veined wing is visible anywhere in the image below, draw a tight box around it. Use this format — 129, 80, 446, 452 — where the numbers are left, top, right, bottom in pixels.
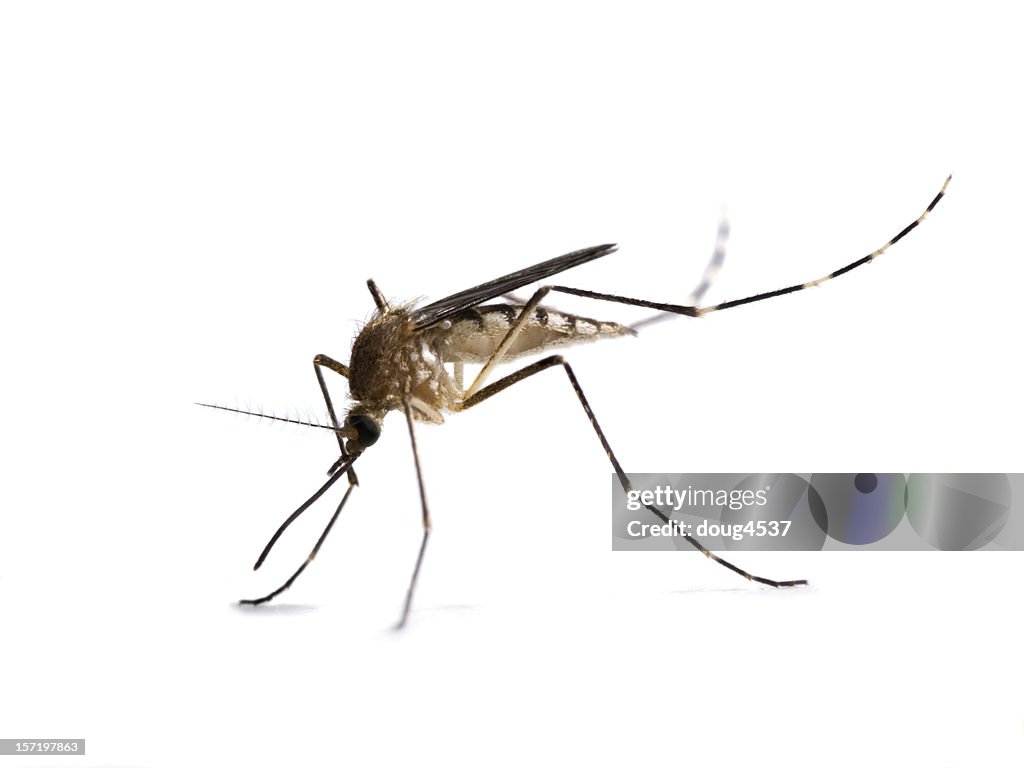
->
410, 243, 617, 331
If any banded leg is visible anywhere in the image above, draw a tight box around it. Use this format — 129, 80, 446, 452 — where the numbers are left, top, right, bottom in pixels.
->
498, 217, 727, 333
553, 176, 950, 318
396, 394, 433, 629
630, 216, 729, 331
240, 455, 358, 605
465, 176, 948, 399
459, 355, 807, 588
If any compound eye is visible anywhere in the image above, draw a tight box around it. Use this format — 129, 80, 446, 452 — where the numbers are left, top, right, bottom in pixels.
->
347, 414, 381, 448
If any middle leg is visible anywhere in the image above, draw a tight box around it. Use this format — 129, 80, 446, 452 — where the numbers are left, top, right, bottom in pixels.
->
459, 355, 807, 588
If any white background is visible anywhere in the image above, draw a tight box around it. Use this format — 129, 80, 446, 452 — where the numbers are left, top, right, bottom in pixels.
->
2, 2, 1022, 766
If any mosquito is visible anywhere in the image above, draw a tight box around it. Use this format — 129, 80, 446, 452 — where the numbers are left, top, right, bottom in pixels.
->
202, 176, 950, 627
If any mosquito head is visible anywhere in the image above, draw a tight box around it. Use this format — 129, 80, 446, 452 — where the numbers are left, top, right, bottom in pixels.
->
340, 408, 384, 454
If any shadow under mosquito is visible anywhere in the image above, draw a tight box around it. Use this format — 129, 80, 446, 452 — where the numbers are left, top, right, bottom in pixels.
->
667, 584, 814, 596
231, 601, 318, 615
397, 602, 482, 623
426, 602, 482, 613
667, 586, 749, 595
382, 603, 483, 633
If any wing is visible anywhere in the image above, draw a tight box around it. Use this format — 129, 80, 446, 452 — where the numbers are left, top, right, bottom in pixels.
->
410, 243, 617, 331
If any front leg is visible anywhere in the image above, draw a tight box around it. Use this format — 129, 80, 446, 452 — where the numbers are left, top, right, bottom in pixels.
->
313, 353, 358, 485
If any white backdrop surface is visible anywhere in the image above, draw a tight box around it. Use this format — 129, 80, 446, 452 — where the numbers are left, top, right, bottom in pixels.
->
1, 2, 1022, 766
